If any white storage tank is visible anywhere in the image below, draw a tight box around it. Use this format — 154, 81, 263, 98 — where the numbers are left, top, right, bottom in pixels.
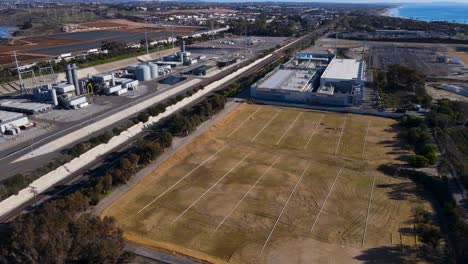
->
135, 64, 151, 81
147, 62, 159, 79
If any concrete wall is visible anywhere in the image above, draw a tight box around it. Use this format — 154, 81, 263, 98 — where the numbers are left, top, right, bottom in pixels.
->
0, 54, 273, 219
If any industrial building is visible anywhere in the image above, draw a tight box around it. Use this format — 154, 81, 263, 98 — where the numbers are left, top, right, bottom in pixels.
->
251, 52, 366, 106
0, 101, 53, 114
320, 58, 365, 89
251, 69, 320, 102
0, 110, 29, 134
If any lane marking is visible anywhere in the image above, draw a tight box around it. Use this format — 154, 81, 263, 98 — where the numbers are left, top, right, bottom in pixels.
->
227, 107, 262, 138
310, 167, 342, 232
260, 162, 311, 255
251, 110, 282, 142
362, 173, 377, 247
304, 114, 325, 150
136, 145, 228, 215
361, 120, 371, 159
276, 112, 302, 145
260, 161, 310, 255
334, 118, 347, 155
171, 153, 251, 224
210, 157, 280, 237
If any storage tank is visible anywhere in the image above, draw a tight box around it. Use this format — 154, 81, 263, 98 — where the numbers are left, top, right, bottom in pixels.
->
135, 64, 151, 81
71, 64, 80, 95
147, 62, 159, 79
51, 89, 58, 106
65, 64, 73, 85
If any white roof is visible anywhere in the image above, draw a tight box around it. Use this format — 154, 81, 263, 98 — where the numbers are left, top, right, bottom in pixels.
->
0, 110, 23, 123
258, 69, 316, 92
321, 58, 362, 81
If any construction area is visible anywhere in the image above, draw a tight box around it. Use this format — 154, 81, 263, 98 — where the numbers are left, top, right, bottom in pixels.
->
102, 103, 433, 263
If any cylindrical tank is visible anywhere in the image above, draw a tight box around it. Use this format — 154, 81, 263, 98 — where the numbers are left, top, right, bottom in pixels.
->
51, 88, 58, 106
179, 53, 184, 63
65, 64, 73, 85
135, 64, 151, 81
147, 62, 159, 79
71, 63, 80, 95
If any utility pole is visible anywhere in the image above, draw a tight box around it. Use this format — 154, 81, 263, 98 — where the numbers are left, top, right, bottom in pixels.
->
13, 51, 25, 95
171, 24, 174, 49
145, 29, 149, 55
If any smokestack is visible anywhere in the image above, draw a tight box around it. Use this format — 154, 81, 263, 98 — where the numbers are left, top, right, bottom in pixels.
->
71, 63, 80, 95
65, 64, 73, 85
111, 74, 115, 86
181, 39, 185, 53
51, 88, 58, 106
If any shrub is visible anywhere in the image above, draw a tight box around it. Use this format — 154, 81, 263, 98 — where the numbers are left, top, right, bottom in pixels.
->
409, 155, 429, 167
424, 151, 438, 165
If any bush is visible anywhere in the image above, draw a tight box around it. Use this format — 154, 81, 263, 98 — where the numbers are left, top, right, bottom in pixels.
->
409, 155, 429, 167
137, 112, 149, 123
417, 223, 442, 248
425, 151, 438, 165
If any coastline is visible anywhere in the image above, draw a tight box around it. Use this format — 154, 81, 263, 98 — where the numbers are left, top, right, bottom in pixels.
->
380, 6, 399, 17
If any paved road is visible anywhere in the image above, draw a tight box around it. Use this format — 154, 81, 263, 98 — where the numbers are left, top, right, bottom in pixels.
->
125, 242, 202, 264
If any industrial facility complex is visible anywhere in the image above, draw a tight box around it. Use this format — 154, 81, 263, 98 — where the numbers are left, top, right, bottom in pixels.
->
251, 49, 366, 106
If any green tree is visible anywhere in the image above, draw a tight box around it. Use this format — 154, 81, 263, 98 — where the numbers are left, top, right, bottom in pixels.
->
409, 155, 429, 167
417, 223, 442, 248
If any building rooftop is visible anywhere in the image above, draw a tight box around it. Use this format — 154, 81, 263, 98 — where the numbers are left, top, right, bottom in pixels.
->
0, 101, 52, 111
0, 110, 23, 123
257, 69, 316, 92
321, 58, 362, 81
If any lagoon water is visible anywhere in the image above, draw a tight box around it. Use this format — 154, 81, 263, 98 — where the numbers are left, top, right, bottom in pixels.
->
389, 3, 468, 24
0, 26, 17, 38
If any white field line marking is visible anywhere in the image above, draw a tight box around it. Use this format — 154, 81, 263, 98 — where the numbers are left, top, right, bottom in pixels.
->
304, 114, 325, 150
251, 110, 282, 142
210, 157, 280, 237
136, 145, 228, 215
260, 162, 311, 255
334, 118, 347, 155
276, 112, 302, 145
362, 173, 377, 247
171, 153, 251, 224
361, 120, 371, 159
227, 107, 262, 138
310, 167, 343, 232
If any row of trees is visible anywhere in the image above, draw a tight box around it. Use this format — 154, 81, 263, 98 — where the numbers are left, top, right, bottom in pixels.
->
374, 65, 432, 110
399, 115, 438, 167
0, 43, 290, 263
0, 92, 227, 263
228, 15, 308, 37
0, 191, 127, 263
428, 99, 468, 188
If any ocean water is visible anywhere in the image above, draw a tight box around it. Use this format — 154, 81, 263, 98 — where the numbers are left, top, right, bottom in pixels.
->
0, 26, 17, 38
389, 3, 468, 24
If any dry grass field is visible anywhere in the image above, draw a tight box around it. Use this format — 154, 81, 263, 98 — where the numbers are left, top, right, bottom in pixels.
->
102, 104, 433, 263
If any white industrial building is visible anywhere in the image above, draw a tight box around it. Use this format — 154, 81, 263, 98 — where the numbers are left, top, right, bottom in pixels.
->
0, 110, 29, 133
320, 58, 365, 89
251, 69, 320, 103
251, 54, 365, 106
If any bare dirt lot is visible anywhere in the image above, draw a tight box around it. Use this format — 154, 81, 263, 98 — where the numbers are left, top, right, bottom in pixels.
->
448, 51, 468, 64
102, 104, 434, 263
